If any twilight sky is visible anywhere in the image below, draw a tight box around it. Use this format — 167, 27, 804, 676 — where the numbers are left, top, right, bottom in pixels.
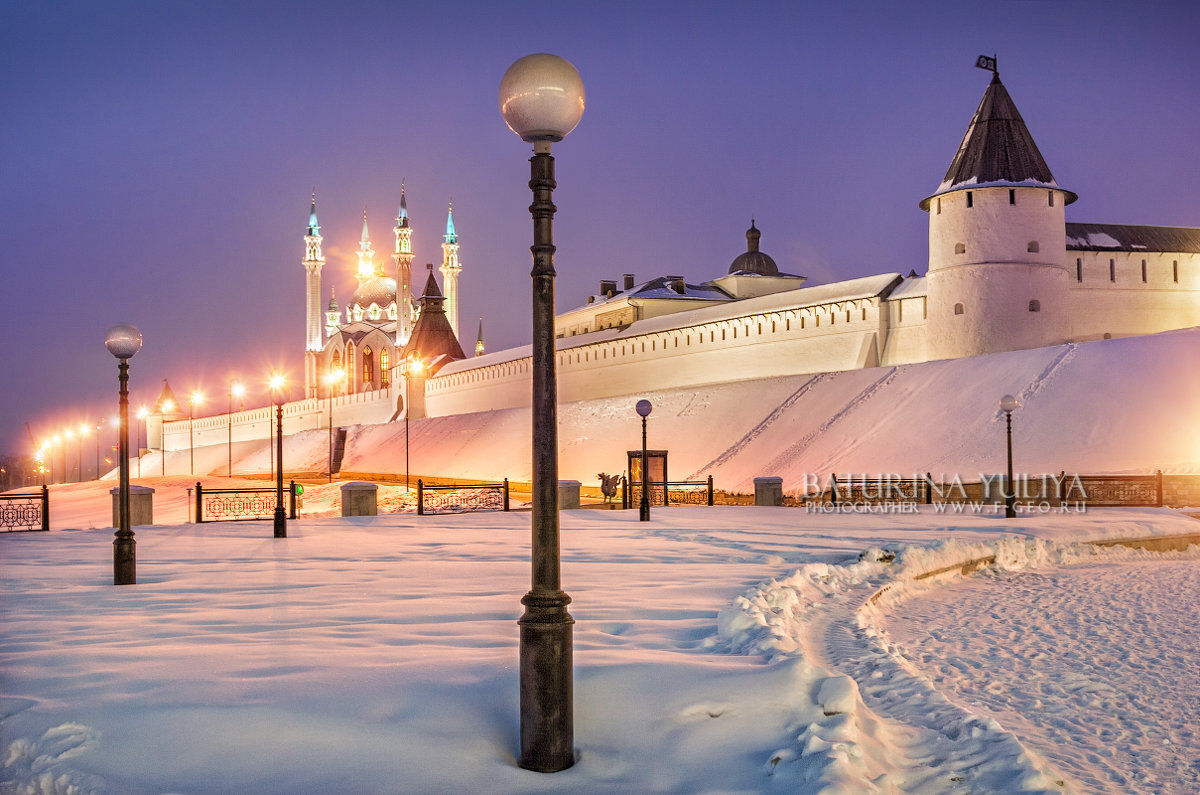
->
2, 0, 1197, 458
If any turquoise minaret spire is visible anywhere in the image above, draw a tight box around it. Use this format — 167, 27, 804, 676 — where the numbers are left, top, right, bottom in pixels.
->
440, 200, 462, 341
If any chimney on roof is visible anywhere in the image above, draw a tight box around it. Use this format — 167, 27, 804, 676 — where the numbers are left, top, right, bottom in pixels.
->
599, 279, 616, 297
622, 273, 635, 291
667, 276, 685, 294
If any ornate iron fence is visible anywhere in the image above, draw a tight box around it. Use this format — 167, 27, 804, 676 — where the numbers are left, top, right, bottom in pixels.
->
417, 479, 510, 515
625, 477, 714, 508
0, 486, 49, 532
196, 481, 298, 523
1062, 472, 1162, 507
830, 474, 933, 506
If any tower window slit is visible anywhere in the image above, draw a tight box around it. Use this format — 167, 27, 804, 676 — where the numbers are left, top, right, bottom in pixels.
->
1142, 260, 1147, 283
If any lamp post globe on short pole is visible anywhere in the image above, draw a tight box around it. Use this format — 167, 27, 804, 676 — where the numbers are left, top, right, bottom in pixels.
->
636, 399, 653, 521
105, 323, 142, 585
269, 374, 287, 538
1000, 394, 1019, 519
499, 52, 585, 774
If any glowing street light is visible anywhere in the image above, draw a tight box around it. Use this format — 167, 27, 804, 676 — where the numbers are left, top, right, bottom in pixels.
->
1000, 394, 1020, 519
228, 380, 245, 478
324, 368, 345, 484
268, 374, 287, 538
500, 51, 585, 773
105, 322, 143, 585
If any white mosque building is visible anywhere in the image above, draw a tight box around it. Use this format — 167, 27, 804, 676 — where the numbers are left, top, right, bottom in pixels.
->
155, 66, 1200, 458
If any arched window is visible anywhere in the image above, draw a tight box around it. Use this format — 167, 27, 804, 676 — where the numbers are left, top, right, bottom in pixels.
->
953, 303, 965, 315
331, 350, 341, 372
363, 346, 374, 386
380, 348, 390, 386
1028, 300, 1041, 312
1027, 241, 1039, 253
954, 242, 966, 255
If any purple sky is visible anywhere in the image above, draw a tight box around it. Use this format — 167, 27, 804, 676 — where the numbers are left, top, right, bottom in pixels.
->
2, 0, 1197, 460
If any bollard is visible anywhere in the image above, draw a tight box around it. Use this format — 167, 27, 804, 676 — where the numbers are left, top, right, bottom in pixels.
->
754, 477, 784, 507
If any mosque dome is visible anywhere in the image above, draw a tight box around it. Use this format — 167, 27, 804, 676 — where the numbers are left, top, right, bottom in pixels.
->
728, 221, 779, 276
351, 276, 397, 310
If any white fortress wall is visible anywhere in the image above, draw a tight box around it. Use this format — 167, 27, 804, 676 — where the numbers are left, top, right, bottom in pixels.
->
1067, 251, 1200, 341
427, 277, 902, 417
161, 386, 397, 452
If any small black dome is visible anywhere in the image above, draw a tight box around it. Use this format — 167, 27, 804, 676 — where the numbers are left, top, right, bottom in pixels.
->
728, 221, 779, 276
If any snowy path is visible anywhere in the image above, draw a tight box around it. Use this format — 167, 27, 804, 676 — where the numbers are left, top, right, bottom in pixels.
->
884, 559, 1200, 794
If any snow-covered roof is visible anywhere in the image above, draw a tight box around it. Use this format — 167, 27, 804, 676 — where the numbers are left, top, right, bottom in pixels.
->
1066, 223, 1200, 253
436, 273, 903, 377
565, 276, 731, 314
885, 275, 927, 300
922, 73, 1075, 209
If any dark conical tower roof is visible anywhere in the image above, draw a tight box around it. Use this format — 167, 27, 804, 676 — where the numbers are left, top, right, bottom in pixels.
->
402, 267, 465, 367
921, 72, 1076, 209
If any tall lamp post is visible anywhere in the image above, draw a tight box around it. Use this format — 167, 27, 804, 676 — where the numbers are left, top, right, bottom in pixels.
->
636, 399, 652, 521
404, 357, 424, 491
324, 369, 344, 483
79, 424, 88, 480
159, 398, 175, 476
269, 374, 287, 538
94, 421, 103, 480
1000, 394, 1019, 519
500, 52, 585, 774
228, 381, 245, 478
136, 407, 148, 478
105, 323, 143, 585
188, 391, 204, 476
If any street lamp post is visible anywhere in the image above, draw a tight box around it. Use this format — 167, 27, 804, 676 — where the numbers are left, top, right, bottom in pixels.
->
324, 369, 344, 483
636, 400, 652, 521
269, 374, 287, 538
500, 52, 586, 774
77, 425, 87, 481
404, 357, 423, 491
188, 391, 203, 477
95, 422, 102, 480
105, 323, 143, 585
228, 381, 244, 478
1000, 394, 1019, 519
136, 407, 148, 478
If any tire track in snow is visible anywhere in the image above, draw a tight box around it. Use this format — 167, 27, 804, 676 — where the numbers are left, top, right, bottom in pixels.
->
757, 367, 900, 482
931, 343, 1077, 472
686, 374, 825, 479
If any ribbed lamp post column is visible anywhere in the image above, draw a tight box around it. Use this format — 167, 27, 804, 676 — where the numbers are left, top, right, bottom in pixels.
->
105, 323, 142, 585
1000, 394, 1019, 519
499, 52, 585, 774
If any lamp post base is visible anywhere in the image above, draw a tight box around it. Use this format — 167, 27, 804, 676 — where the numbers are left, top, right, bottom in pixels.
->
113, 533, 136, 585
273, 507, 287, 538
518, 589, 575, 773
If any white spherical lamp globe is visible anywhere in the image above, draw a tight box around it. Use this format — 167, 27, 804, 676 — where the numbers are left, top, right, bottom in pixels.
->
105, 323, 143, 360
499, 53, 585, 143
999, 394, 1019, 413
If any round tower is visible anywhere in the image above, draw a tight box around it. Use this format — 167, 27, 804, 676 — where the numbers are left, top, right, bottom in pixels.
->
439, 202, 462, 342
922, 68, 1076, 361
303, 193, 325, 398
394, 183, 415, 345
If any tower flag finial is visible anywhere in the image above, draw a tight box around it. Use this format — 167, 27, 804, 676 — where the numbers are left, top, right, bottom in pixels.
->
975, 54, 997, 75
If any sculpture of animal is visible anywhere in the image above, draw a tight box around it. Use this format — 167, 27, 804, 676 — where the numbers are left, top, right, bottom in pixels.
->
598, 473, 621, 503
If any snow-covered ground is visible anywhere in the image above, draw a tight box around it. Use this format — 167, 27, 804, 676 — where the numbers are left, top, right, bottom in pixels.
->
3, 479, 1199, 793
